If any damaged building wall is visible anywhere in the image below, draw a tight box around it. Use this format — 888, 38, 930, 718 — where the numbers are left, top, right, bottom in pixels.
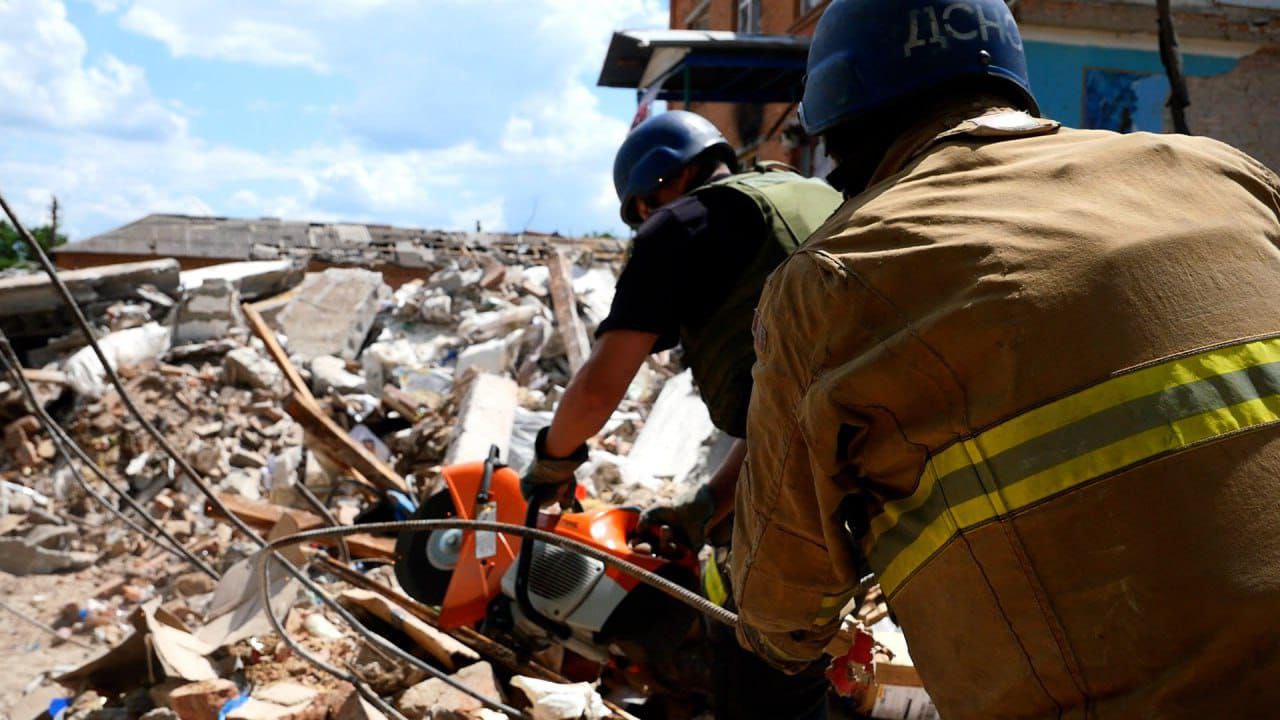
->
667, 0, 1280, 172
1186, 47, 1280, 171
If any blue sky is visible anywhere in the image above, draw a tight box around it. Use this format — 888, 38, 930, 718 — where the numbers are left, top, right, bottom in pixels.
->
0, 0, 668, 240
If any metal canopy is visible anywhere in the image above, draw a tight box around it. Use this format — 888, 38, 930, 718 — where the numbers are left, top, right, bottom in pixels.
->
597, 30, 810, 106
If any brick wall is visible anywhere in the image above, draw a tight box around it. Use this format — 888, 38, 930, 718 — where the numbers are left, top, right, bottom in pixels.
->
1186, 47, 1280, 172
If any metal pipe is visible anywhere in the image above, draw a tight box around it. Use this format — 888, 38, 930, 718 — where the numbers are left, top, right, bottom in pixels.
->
262, 518, 738, 628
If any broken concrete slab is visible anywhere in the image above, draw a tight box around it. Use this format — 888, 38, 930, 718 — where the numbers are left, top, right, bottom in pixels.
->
0, 259, 180, 317
221, 470, 263, 501
457, 305, 540, 342
229, 448, 267, 469
419, 293, 453, 324
275, 269, 390, 361
445, 373, 517, 465
175, 279, 247, 345
180, 260, 305, 302
223, 347, 284, 393
425, 266, 481, 294
309, 356, 367, 396
0, 536, 97, 574
625, 369, 716, 488
64, 322, 172, 398
396, 662, 498, 720
454, 331, 520, 378
168, 679, 240, 720
24, 524, 77, 550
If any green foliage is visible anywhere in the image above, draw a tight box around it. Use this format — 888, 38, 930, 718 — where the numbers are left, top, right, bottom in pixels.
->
0, 220, 67, 269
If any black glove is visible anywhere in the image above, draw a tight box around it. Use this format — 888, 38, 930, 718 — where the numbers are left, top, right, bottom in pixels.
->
520, 427, 588, 507
637, 482, 716, 550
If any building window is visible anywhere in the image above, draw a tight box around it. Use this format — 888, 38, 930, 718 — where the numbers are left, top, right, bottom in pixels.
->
685, 0, 711, 29
1083, 68, 1168, 133
737, 0, 762, 34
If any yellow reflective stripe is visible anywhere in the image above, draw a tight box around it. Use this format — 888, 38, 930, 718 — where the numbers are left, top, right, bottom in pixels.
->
870, 436, 1010, 542
973, 336, 1280, 459
702, 554, 729, 607
812, 593, 850, 627
877, 389, 1280, 595
869, 336, 1280, 543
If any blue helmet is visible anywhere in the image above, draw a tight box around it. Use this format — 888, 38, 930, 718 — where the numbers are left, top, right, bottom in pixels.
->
799, 0, 1039, 136
613, 110, 735, 227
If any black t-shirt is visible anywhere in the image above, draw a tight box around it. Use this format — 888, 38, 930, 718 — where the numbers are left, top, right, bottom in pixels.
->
595, 182, 769, 353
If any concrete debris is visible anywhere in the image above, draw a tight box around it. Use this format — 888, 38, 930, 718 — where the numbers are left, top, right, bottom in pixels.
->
275, 269, 390, 361
0, 242, 805, 720
454, 333, 520, 378
625, 369, 718, 489
444, 373, 517, 466
223, 346, 284, 393
0, 259, 179, 330
168, 679, 239, 720
396, 662, 498, 720
180, 260, 305, 302
0, 536, 98, 574
229, 449, 267, 470
174, 279, 246, 345
308, 356, 367, 396
64, 322, 172, 398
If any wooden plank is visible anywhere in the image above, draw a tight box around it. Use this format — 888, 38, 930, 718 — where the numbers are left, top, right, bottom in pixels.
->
315, 556, 642, 720
546, 248, 591, 373
338, 589, 479, 670
206, 492, 395, 559
241, 303, 317, 409
284, 391, 409, 494
20, 368, 69, 385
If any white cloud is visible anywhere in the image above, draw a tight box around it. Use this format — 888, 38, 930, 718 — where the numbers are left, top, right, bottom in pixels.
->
119, 5, 330, 71
1, 0, 669, 239
0, 0, 184, 139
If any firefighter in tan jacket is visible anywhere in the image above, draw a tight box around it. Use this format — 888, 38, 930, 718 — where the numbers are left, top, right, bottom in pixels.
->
733, 0, 1280, 717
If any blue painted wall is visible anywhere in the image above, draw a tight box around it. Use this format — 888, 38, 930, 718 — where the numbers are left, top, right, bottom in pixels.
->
1024, 41, 1239, 130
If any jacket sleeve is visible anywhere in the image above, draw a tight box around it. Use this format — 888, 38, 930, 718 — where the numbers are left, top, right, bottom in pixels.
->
731, 249, 863, 670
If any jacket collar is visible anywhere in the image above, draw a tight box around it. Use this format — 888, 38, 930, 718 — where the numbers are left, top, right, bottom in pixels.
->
868, 106, 1060, 186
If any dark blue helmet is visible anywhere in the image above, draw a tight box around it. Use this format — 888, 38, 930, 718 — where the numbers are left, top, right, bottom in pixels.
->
613, 110, 735, 227
800, 0, 1038, 136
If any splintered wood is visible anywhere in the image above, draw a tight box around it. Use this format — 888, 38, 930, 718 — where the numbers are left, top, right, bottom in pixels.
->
546, 248, 591, 373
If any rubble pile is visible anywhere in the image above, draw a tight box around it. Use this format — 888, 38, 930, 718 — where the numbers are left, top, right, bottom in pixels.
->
0, 245, 748, 720
0, 243, 930, 720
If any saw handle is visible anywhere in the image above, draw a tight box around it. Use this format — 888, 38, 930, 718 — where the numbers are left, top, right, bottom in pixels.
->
514, 485, 573, 639
477, 444, 501, 504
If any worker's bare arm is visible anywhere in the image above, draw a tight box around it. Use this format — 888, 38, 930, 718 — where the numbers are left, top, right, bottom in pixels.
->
544, 329, 658, 457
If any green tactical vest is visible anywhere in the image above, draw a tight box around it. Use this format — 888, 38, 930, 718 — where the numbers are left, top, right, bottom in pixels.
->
680, 164, 843, 437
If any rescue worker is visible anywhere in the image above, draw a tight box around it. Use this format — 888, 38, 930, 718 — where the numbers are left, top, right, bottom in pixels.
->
522, 110, 842, 718
732, 0, 1280, 717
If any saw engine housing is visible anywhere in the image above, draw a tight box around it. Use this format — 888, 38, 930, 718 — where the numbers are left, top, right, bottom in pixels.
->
394, 454, 704, 685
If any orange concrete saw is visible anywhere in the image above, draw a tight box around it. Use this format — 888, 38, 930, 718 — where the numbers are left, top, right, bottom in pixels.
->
394, 447, 709, 694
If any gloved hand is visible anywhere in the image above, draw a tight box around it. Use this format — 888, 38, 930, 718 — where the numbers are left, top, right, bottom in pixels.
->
637, 482, 716, 551
520, 427, 588, 507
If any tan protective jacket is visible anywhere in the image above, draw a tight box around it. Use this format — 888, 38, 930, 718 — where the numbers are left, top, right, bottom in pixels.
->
732, 109, 1280, 719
